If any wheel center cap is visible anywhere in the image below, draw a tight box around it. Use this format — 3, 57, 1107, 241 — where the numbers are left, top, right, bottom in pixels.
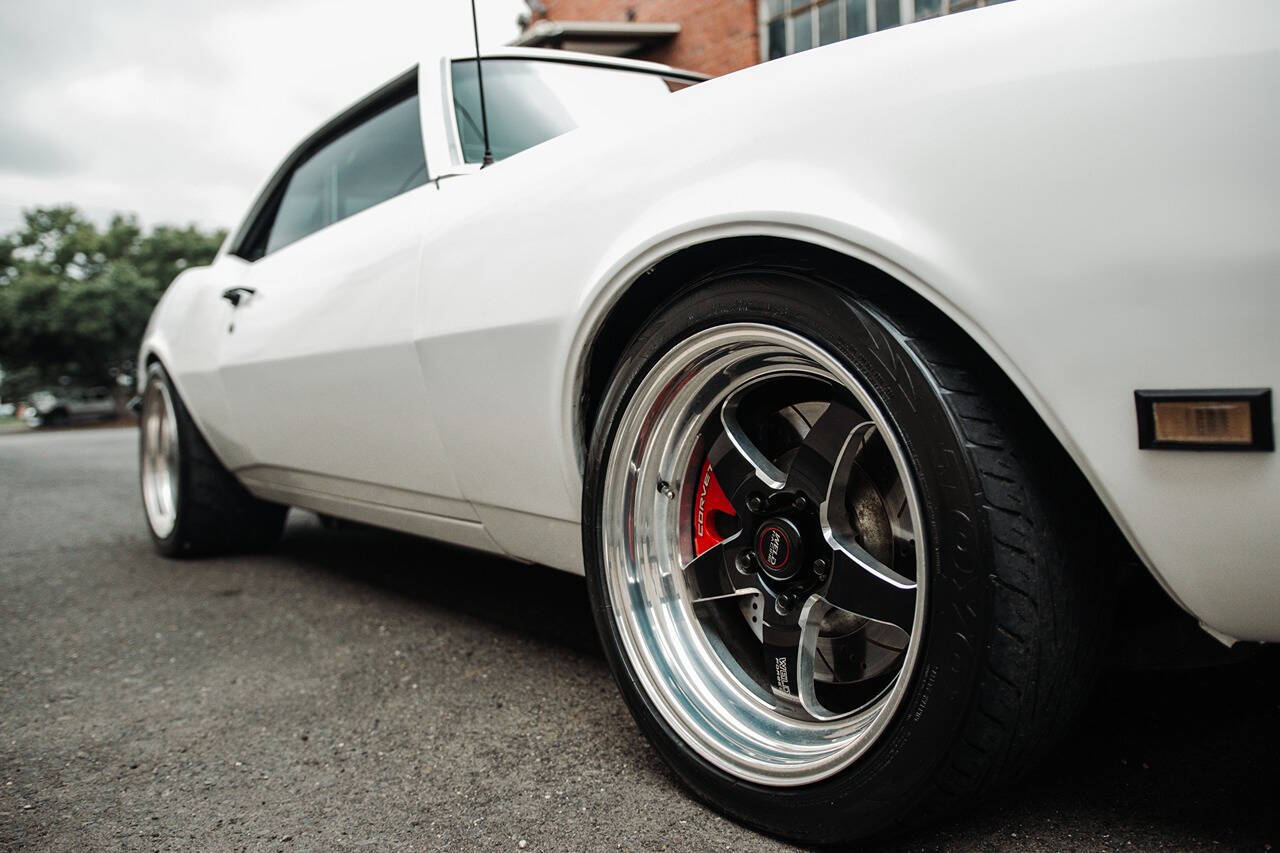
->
754, 517, 803, 579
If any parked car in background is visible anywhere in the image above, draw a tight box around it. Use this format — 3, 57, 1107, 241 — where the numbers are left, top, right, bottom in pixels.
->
134, 0, 1278, 844
23, 387, 118, 427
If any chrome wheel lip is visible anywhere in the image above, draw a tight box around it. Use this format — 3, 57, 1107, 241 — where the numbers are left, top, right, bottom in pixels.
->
601, 323, 928, 787
140, 377, 180, 540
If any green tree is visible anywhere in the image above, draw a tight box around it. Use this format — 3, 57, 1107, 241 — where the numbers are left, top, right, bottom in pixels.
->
0, 206, 225, 405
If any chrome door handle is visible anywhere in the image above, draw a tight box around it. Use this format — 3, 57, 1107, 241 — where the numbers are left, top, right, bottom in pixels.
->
221, 286, 256, 307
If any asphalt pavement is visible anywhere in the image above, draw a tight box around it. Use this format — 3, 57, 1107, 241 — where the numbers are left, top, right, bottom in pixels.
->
1, 427, 1276, 850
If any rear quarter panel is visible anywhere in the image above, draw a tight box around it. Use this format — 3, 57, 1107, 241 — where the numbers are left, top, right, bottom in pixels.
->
415, 0, 1280, 639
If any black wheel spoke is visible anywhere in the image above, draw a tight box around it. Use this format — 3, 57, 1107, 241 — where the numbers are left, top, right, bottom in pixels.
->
783, 402, 867, 498
823, 541, 916, 634
761, 617, 804, 701
716, 389, 787, 492
686, 536, 757, 602
761, 594, 832, 714
706, 432, 760, 507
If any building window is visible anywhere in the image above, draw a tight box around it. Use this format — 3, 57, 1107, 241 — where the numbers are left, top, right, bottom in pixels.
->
874, 0, 901, 29
760, 0, 1010, 61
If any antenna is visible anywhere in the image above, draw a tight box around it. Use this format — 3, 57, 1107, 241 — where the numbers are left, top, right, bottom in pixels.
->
470, 0, 494, 167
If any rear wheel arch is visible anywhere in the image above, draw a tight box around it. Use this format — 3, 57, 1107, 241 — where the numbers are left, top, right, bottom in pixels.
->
578, 237, 796, 444
579, 236, 960, 448
576, 234, 1133, 579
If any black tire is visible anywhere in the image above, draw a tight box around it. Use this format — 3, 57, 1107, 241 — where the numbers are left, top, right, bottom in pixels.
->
582, 272, 1109, 844
140, 362, 286, 557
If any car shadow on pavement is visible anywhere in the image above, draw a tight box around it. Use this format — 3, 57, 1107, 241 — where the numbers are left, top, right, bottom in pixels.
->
273, 512, 604, 659
272, 515, 1279, 850
887, 656, 1280, 850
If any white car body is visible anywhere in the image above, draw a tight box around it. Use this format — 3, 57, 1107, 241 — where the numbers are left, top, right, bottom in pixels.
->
139, 0, 1279, 643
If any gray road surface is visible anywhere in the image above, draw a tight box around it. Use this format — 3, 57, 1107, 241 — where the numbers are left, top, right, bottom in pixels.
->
1, 427, 1276, 850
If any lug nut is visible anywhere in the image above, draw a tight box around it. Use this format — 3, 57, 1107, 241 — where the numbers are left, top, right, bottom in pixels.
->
812, 558, 828, 579
735, 551, 756, 574
793, 493, 809, 511
775, 593, 794, 614
746, 494, 765, 513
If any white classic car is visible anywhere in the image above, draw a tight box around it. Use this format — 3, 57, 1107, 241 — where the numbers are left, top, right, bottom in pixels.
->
136, 0, 1278, 843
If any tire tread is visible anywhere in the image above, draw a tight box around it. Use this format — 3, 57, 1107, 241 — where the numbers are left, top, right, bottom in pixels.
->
886, 311, 1108, 827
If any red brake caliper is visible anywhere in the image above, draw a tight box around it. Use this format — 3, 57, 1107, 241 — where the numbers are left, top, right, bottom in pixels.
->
693, 457, 736, 556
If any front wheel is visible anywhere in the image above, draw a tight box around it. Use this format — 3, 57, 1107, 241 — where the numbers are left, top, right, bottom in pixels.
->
583, 274, 1106, 843
139, 362, 286, 556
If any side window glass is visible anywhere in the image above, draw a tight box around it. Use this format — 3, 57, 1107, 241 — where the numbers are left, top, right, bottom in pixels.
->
261, 93, 428, 256
332, 95, 428, 219
265, 147, 329, 254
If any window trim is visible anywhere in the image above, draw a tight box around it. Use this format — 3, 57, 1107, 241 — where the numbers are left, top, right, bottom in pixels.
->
440, 57, 478, 171
230, 66, 424, 262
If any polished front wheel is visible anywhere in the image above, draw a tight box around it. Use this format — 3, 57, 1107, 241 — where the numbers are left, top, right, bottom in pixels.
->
601, 323, 925, 786
139, 362, 286, 556
583, 273, 1107, 843
140, 375, 181, 539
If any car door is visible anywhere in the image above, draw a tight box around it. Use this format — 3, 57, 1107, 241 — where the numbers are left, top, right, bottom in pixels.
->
217, 82, 473, 522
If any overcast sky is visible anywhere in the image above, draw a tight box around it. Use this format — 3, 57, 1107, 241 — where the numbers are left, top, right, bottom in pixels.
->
0, 0, 526, 233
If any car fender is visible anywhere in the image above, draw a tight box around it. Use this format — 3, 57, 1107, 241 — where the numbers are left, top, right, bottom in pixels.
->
545, 5, 1280, 640
138, 262, 254, 470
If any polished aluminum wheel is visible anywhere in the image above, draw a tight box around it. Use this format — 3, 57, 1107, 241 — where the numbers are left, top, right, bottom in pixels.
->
602, 324, 927, 786
140, 377, 180, 539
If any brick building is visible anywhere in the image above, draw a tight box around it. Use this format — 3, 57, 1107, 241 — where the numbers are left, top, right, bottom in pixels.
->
514, 0, 1011, 77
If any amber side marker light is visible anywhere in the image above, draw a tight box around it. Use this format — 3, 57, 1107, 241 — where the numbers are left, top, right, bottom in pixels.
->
1135, 389, 1273, 451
